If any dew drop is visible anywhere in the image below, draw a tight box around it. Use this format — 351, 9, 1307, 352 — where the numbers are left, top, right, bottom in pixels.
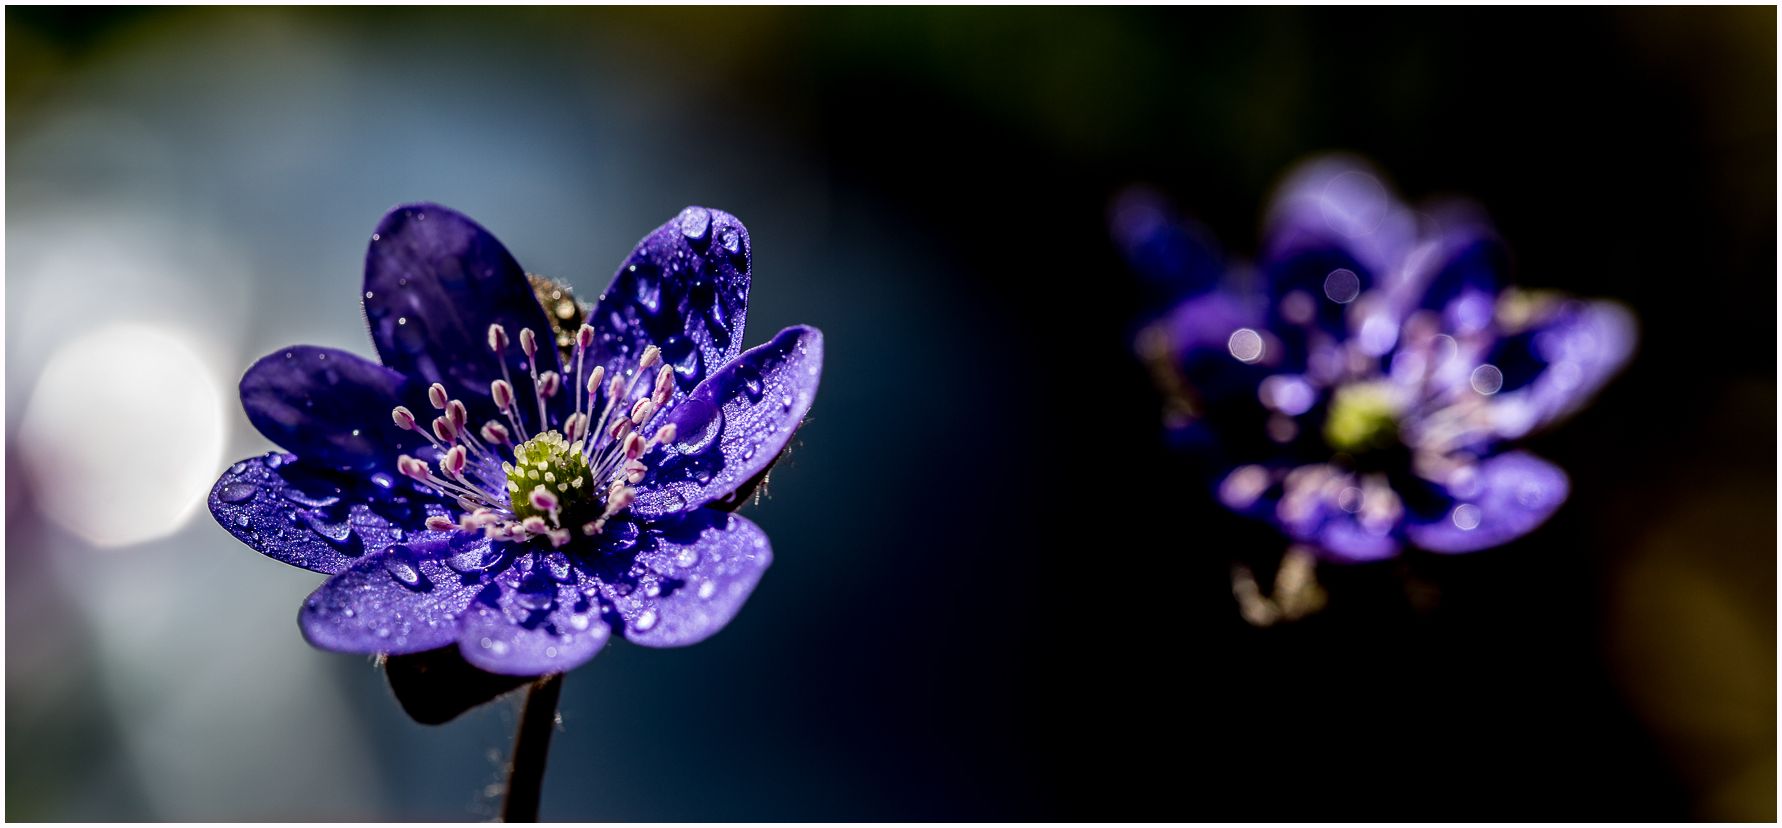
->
1323, 268, 1362, 304
218, 482, 257, 503
633, 264, 662, 314
668, 397, 723, 454
281, 487, 341, 509
1452, 503, 1483, 531
660, 334, 702, 383
732, 364, 765, 403
382, 547, 426, 589
514, 580, 556, 612
1228, 328, 1265, 363
446, 542, 503, 574
299, 511, 362, 553
1470, 364, 1505, 395
604, 520, 640, 552
680, 207, 711, 243
543, 552, 574, 583
633, 608, 658, 631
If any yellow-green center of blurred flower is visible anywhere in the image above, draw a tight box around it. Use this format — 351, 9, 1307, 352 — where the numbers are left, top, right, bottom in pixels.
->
1324, 382, 1401, 453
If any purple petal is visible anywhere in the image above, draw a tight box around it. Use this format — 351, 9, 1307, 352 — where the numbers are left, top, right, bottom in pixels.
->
362, 204, 562, 419
577, 207, 752, 406
631, 325, 823, 519
210, 453, 453, 575
1145, 289, 1269, 401
1299, 515, 1402, 563
1261, 155, 1418, 331
298, 537, 490, 655
1396, 203, 1507, 336
1259, 463, 1405, 563
1109, 187, 1224, 297
456, 564, 611, 676
1406, 452, 1570, 554
1481, 299, 1637, 439
595, 510, 772, 648
239, 346, 428, 471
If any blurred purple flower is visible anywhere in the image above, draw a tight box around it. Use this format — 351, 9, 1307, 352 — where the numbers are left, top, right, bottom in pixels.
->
1119, 156, 1634, 563
211, 204, 822, 675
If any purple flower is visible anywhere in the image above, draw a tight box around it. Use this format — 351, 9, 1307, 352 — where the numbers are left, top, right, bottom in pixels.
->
211, 204, 822, 676
1120, 156, 1634, 563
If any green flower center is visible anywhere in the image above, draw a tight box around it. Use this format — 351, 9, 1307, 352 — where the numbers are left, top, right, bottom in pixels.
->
505, 430, 595, 521
1323, 382, 1402, 453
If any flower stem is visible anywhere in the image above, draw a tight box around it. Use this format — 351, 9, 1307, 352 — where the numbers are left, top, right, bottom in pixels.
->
501, 673, 565, 822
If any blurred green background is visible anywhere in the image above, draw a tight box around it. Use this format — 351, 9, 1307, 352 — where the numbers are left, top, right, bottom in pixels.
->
6, 7, 1774, 820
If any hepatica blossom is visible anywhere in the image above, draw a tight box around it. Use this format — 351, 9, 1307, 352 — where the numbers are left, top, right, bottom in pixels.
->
210, 204, 822, 676
1119, 156, 1633, 564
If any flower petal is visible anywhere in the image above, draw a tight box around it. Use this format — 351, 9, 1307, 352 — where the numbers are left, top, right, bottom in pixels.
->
592, 509, 772, 648
578, 207, 752, 405
240, 346, 429, 471
298, 536, 490, 655
631, 325, 823, 519
1261, 155, 1418, 335
1109, 187, 1224, 298
1482, 298, 1637, 439
1398, 204, 1507, 336
362, 204, 562, 417
383, 646, 532, 725
1299, 514, 1403, 563
210, 452, 452, 575
456, 564, 610, 676
1405, 451, 1570, 554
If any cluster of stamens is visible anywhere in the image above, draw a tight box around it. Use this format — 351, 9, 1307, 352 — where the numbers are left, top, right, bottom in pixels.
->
391, 322, 679, 547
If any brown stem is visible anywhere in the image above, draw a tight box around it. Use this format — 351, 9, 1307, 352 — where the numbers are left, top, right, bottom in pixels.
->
501, 673, 564, 822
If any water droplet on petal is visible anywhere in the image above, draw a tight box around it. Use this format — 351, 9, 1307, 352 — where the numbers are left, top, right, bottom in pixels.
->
668, 397, 723, 454
382, 546, 427, 590
1228, 328, 1265, 363
514, 575, 556, 612
660, 335, 702, 384
1323, 268, 1362, 304
540, 552, 575, 583
281, 487, 341, 509
446, 542, 503, 574
680, 207, 711, 243
1451, 503, 1482, 531
299, 511, 362, 554
731, 363, 765, 403
603, 520, 640, 552
1470, 364, 1505, 395
633, 608, 658, 631
218, 482, 257, 503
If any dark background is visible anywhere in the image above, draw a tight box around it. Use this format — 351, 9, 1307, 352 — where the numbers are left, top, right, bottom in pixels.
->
7, 7, 1774, 820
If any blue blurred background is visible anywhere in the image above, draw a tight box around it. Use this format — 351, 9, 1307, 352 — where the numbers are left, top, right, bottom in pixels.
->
6, 7, 1774, 820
